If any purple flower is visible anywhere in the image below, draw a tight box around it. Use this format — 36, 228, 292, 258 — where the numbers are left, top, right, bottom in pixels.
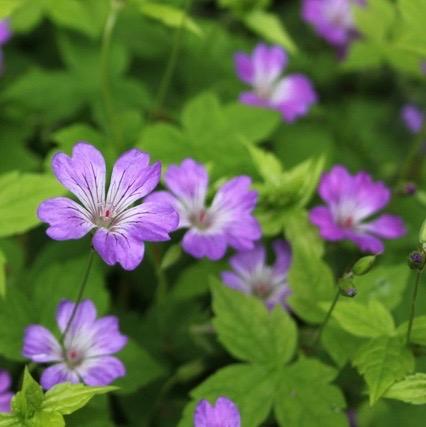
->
0, 371, 13, 413
23, 299, 127, 390
302, 0, 361, 48
401, 104, 424, 134
38, 143, 178, 271
194, 396, 241, 427
221, 240, 292, 309
234, 43, 317, 123
309, 165, 406, 254
147, 159, 261, 260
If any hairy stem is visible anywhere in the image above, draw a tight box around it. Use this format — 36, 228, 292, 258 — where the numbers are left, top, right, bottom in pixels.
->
100, 0, 123, 147
151, 0, 192, 117
313, 287, 341, 346
60, 249, 95, 345
406, 270, 422, 345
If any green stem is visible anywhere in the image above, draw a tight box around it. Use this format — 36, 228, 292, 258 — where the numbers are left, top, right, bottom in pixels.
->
313, 288, 341, 346
60, 249, 95, 345
100, 0, 123, 147
151, 0, 191, 117
148, 245, 168, 304
398, 128, 426, 184
406, 270, 422, 346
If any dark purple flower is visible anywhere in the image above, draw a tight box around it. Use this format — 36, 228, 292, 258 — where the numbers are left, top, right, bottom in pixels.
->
23, 299, 127, 390
147, 159, 261, 261
309, 165, 406, 254
194, 396, 241, 427
38, 143, 178, 270
0, 371, 13, 413
401, 104, 424, 134
221, 240, 292, 309
302, 0, 361, 48
234, 43, 317, 122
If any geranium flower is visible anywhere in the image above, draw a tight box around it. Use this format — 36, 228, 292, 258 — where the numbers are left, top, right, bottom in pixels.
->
38, 142, 178, 270
302, 0, 362, 48
309, 165, 406, 253
23, 299, 127, 390
147, 159, 261, 260
234, 43, 317, 122
401, 104, 424, 134
221, 240, 292, 309
0, 371, 13, 413
194, 397, 241, 427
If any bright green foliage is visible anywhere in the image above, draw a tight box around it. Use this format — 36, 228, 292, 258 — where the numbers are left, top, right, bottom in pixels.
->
178, 281, 346, 426
0, 250, 6, 298
0, 172, 64, 238
384, 374, 426, 405
353, 336, 414, 405
330, 300, 395, 338
397, 316, 426, 346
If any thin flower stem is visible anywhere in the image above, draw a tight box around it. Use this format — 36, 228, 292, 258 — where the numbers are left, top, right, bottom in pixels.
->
148, 245, 168, 304
406, 270, 422, 346
60, 249, 95, 345
313, 287, 341, 346
151, 0, 192, 118
100, 0, 123, 147
398, 128, 426, 184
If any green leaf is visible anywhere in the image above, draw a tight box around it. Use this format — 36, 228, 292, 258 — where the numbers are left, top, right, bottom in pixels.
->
211, 279, 297, 366
274, 358, 347, 427
0, 0, 24, 19
243, 10, 296, 53
397, 316, 426, 346
247, 145, 283, 185
0, 171, 64, 238
178, 364, 276, 427
331, 300, 395, 338
12, 368, 44, 420
398, 0, 426, 35
114, 339, 165, 394
384, 374, 426, 405
0, 414, 22, 427
355, 0, 395, 41
160, 244, 182, 271
43, 383, 116, 415
137, 1, 202, 36
0, 250, 6, 298
353, 336, 414, 405
30, 410, 65, 427
354, 264, 410, 310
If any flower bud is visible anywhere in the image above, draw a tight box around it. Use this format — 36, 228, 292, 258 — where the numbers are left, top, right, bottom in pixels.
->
352, 255, 376, 276
408, 250, 426, 270
338, 277, 357, 298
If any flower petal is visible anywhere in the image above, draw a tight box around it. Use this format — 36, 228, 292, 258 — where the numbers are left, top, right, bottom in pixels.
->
272, 240, 292, 277
252, 43, 287, 87
92, 228, 145, 271
164, 159, 208, 209
229, 244, 266, 278
271, 74, 317, 122
37, 197, 94, 241
401, 104, 424, 134
234, 52, 254, 84
194, 397, 241, 427
363, 214, 406, 239
40, 364, 79, 390
221, 272, 250, 292
106, 149, 161, 214
345, 231, 384, 254
239, 91, 270, 109
0, 21, 11, 46
182, 230, 227, 260
56, 299, 97, 335
309, 206, 345, 240
266, 285, 291, 310
145, 191, 189, 228
79, 356, 125, 386
225, 215, 262, 251
85, 316, 128, 357
52, 142, 106, 213
0, 371, 11, 394
22, 325, 62, 363
113, 201, 179, 242
0, 391, 12, 413
318, 165, 353, 206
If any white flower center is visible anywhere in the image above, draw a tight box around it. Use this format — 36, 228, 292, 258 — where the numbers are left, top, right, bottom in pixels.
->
189, 208, 214, 231
65, 348, 84, 368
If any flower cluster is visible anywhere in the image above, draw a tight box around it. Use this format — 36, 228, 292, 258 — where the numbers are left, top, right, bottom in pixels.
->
23, 299, 127, 389
234, 44, 317, 122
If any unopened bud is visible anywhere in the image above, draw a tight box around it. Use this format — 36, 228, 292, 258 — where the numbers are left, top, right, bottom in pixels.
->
338, 277, 357, 298
352, 255, 376, 276
408, 250, 426, 270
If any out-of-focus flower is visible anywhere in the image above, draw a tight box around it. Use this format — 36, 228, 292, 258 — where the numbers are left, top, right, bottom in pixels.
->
401, 104, 424, 134
0, 371, 13, 413
221, 240, 292, 309
194, 396, 241, 427
309, 165, 406, 253
0, 20, 12, 72
234, 43, 317, 122
147, 159, 261, 260
38, 142, 178, 270
302, 0, 362, 48
23, 299, 127, 390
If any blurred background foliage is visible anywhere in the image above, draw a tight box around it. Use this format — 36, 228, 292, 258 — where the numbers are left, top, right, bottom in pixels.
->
0, 0, 426, 426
